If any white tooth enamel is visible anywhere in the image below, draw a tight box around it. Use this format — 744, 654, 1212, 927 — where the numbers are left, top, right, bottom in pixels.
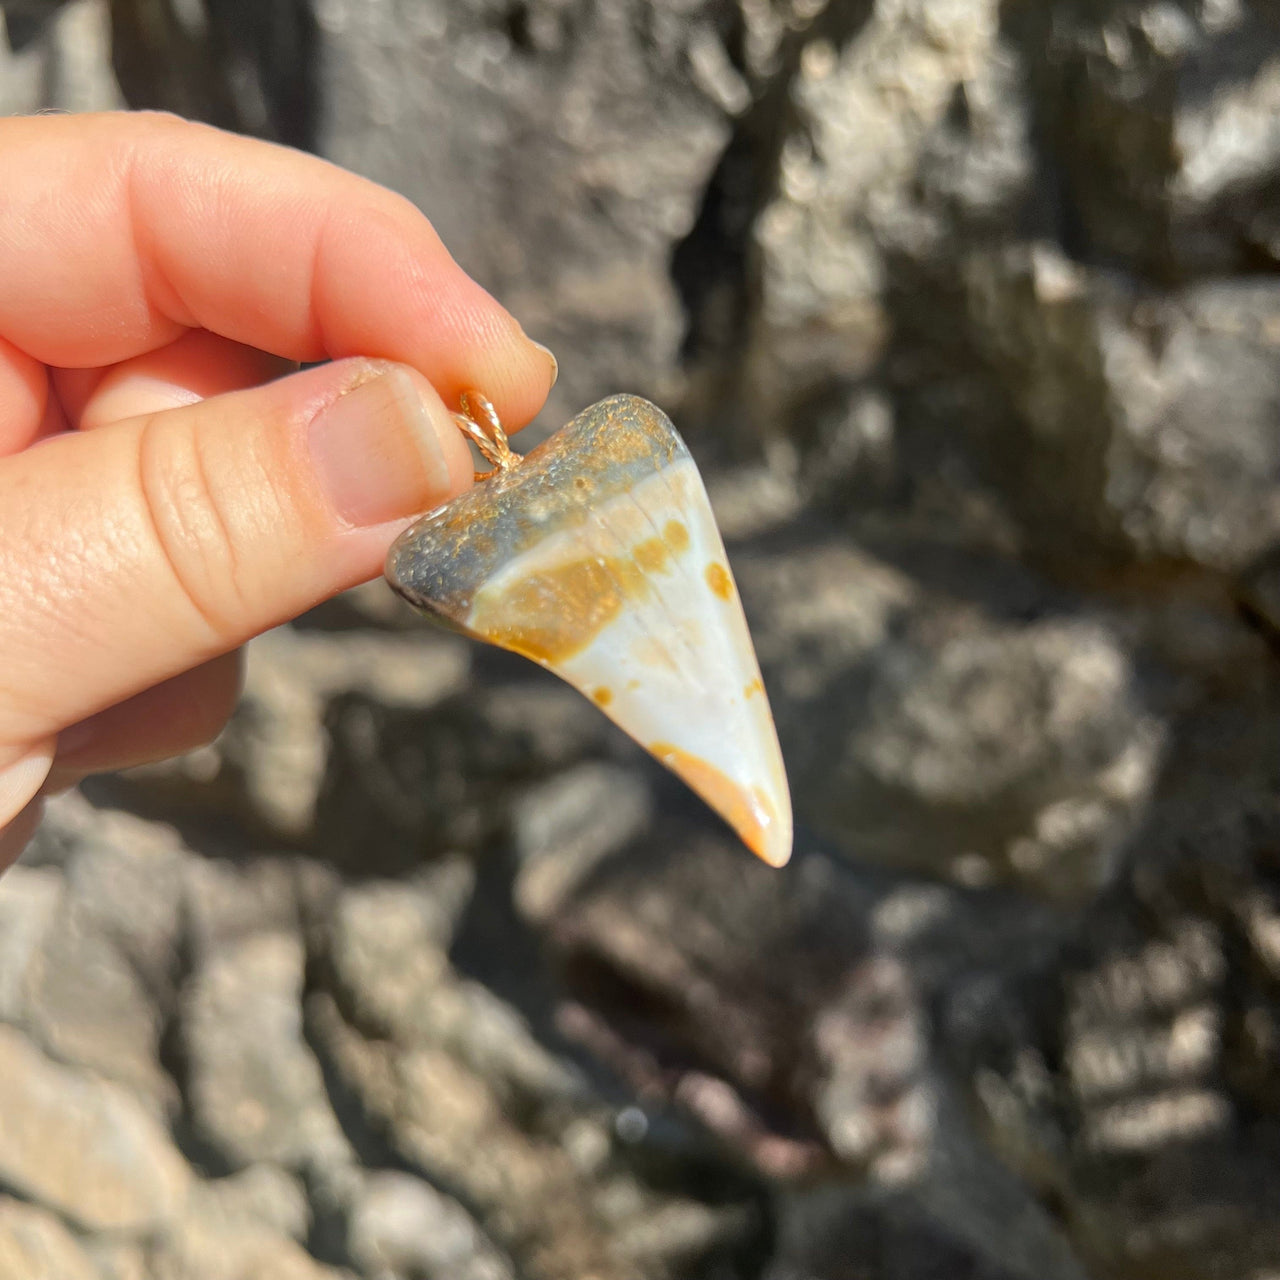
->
467, 458, 793, 866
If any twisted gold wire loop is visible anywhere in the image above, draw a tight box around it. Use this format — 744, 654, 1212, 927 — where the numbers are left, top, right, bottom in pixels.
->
453, 389, 520, 481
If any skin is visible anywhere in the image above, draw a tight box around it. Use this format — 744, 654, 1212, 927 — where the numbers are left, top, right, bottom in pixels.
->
0, 111, 556, 868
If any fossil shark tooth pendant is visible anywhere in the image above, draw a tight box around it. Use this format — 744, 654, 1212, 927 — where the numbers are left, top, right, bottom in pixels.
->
384, 392, 793, 867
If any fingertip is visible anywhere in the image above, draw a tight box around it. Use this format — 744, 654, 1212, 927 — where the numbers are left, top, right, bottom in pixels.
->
0, 797, 45, 872
438, 309, 557, 436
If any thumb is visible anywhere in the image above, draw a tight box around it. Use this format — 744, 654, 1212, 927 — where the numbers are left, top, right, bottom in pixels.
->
0, 358, 473, 758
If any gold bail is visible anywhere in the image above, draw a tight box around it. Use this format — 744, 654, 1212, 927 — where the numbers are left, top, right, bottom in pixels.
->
454, 390, 520, 480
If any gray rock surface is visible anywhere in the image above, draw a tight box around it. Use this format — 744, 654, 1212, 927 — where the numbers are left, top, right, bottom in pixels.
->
184, 926, 352, 1171
0, 1197, 98, 1280
7, 0, 1280, 1276
0, 1023, 190, 1233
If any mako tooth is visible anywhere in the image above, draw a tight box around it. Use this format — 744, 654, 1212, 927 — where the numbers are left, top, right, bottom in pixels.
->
385, 394, 792, 868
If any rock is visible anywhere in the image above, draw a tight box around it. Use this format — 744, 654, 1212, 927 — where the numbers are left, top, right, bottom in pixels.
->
0, 1024, 189, 1234
547, 821, 1089, 1275
95, 1166, 321, 1280
846, 615, 1160, 898
152, 1167, 340, 1280
346, 1171, 512, 1280
963, 247, 1280, 570
55, 796, 188, 990
322, 867, 583, 1111
21, 899, 175, 1109
1242, 541, 1280, 637
0, 0, 121, 116
0, 1197, 98, 1280
308, 0, 731, 424
229, 627, 471, 840
549, 826, 934, 1181
744, 0, 1031, 430
5, 797, 186, 1106
764, 1180, 1083, 1280
0, 864, 61, 1022
183, 855, 305, 964
512, 763, 653, 923
738, 544, 1163, 901
183, 929, 351, 1171
314, 679, 613, 875
950, 799, 1280, 1280
1010, 0, 1280, 278
323, 863, 472, 1041
307, 996, 617, 1279
107, 625, 471, 844
307, 991, 759, 1280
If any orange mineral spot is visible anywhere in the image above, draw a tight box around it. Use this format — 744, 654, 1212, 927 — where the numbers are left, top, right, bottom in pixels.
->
471, 556, 649, 663
705, 562, 733, 600
744, 678, 764, 699
650, 741, 775, 862
593, 686, 613, 706
633, 537, 670, 573
663, 519, 691, 553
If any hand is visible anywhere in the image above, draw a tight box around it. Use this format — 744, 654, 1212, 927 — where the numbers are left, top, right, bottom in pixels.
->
0, 111, 556, 867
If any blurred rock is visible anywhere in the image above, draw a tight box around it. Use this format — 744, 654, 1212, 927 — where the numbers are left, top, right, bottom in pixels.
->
151, 1166, 340, 1280
0, 865, 60, 1022
22, 897, 174, 1109
0, 1024, 190, 1233
548, 828, 932, 1181
1010, 0, 1280, 278
748, 0, 1031, 426
308, 0, 731, 427
184, 927, 351, 1171
0, 1196, 98, 1280
346, 1171, 512, 1280
321, 867, 584, 1113
7, 0, 1280, 1277
512, 763, 653, 923
951, 800, 1280, 1279
964, 247, 1280, 568
314, 679, 612, 875
107, 626, 471, 844
0, 0, 121, 114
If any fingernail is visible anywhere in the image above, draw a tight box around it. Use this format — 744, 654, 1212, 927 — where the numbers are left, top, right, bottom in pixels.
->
0, 741, 55, 825
531, 340, 558, 390
309, 367, 455, 526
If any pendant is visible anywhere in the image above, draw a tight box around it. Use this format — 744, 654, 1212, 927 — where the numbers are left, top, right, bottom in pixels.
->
384, 391, 792, 867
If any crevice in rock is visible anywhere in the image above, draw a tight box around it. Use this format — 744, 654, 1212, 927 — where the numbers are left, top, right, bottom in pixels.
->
109, 0, 319, 147
154, 903, 240, 1181
297, 956, 534, 1278
670, 0, 875, 369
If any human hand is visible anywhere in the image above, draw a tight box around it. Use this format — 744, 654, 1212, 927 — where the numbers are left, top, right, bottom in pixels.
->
0, 111, 556, 867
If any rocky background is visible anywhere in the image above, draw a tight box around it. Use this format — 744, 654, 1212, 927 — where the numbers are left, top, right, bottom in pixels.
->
4, 0, 1280, 1276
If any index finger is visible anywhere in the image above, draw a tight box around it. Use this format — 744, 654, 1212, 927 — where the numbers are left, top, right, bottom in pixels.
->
0, 112, 554, 428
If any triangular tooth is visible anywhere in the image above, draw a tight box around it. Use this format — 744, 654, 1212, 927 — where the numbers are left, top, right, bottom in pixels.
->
385, 394, 793, 867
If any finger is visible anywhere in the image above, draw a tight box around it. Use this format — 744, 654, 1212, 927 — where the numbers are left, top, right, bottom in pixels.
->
0, 797, 45, 873
52, 650, 243, 776
54, 329, 294, 430
0, 357, 471, 747
0, 738, 55, 859
0, 112, 556, 432
0, 336, 49, 456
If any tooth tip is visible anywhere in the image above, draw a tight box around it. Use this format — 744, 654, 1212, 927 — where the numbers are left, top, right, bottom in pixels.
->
746, 807, 792, 868
650, 740, 791, 867
756, 837, 793, 869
